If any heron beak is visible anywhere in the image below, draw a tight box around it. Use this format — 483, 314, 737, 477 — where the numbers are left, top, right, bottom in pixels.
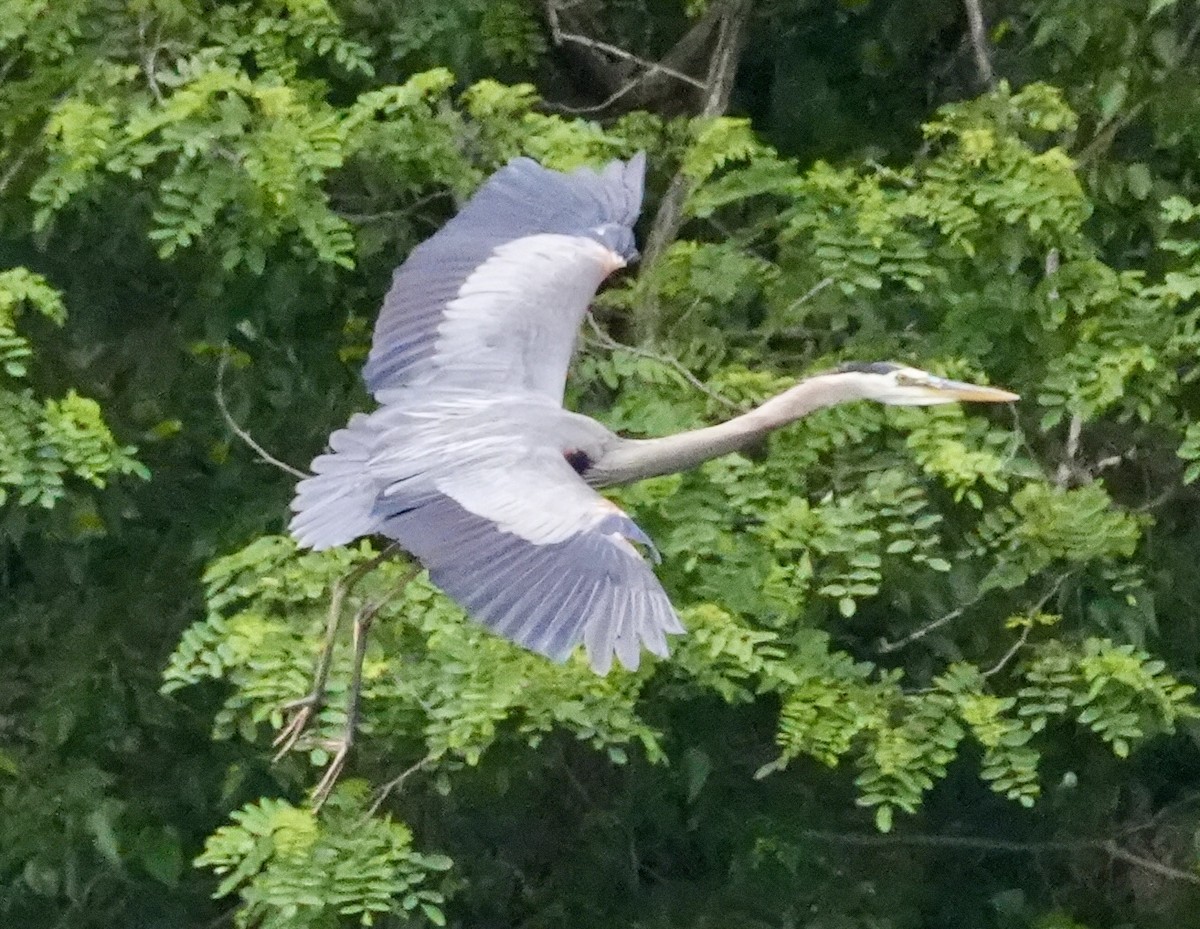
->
923, 377, 1020, 403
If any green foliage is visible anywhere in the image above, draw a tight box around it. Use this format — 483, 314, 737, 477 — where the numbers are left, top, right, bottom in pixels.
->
1019, 637, 1198, 756
9, 2, 1200, 928
167, 536, 664, 767
196, 789, 452, 928
0, 268, 144, 510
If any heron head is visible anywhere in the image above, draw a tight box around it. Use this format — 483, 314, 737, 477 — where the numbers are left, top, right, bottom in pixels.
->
837, 361, 1020, 406
588, 222, 640, 265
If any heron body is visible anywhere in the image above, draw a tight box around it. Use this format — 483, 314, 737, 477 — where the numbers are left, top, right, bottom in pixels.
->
290, 154, 1018, 675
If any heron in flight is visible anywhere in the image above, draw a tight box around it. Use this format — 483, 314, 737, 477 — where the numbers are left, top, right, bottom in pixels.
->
290, 153, 1017, 675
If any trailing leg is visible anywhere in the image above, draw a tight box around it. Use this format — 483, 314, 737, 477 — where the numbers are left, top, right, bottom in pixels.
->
273, 543, 403, 759
312, 565, 420, 808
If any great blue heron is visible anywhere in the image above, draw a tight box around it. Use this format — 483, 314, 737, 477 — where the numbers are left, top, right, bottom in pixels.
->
283, 154, 1017, 794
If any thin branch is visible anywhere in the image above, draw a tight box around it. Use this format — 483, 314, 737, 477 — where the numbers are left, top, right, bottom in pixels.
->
1076, 100, 1150, 166
0, 52, 23, 87
543, 81, 644, 115
584, 313, 743, 412
1044, 248, 1060, 300
961, 0, 996, 88
980, 573, 1070, 679
137, 16, 166, 104
1054, 414, 1083, 488
0, 139, 37, 198
215, 347, 309, 480
877, 601, 972, 654
547, 19, 706, 91
544, 0, 726, 112
639, 0, 753, 341
1136, 486, 1179, 513
313, 563, 422, 809
780, 276, 834, 317
274, 543, 404, 760
1101, 839, 1200, 887
1116, 793, 1200, 839
367, 754, 435, 817
797, 829, 1200, 885
334, 190, 453, 225
981, 622, 1031, 678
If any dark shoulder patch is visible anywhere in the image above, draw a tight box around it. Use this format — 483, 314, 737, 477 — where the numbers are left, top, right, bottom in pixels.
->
836, 361, 901, 375
563, 448, 593, 475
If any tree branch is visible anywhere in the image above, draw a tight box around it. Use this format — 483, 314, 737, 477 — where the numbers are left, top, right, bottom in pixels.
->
583, 313, 743, 412
545, 5, 706, 91
980, 573, 1070, 679
797, 829, 1200, 886
215, 347, 309, 480
367, 754, 435, 817
961, 0, 996, 88
638, 0, 753, 342
0, 132, 41, 198
545, 0, 727, 112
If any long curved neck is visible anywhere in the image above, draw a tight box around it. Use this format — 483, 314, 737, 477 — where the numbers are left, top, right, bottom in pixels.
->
585, 373, 867, 488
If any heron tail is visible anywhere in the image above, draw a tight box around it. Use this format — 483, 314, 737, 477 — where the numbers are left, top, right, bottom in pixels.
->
289, 413, 380, 550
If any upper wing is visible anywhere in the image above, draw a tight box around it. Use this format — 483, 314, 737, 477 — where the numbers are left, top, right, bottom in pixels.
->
374, 448, 682, 674
363, 155, 645, 402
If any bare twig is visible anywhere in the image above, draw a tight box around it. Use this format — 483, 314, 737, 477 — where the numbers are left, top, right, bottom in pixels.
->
1045, 248, 1060, 300
882, 571, 1069, 661
1054, 414, 1083, 488
639, 0, 753, 342
215, 348, 309, 480
981, 573, 1070, 679
1136, 486, 1178, 513
982, 622, 1032, 678
780, 277, 835, 317
544, 78, 648, 115
584, 313, 743, 412
546, 8, 706, 91
0, 139, 36, 198
137, 16, 166, 104
367, 755, 435, 816
1101, 838, 1200, 887
1116, 794, 1200, 839
334, 190, 453, 225
544, 0, 727, 112
877, 601, 973, 654
961, 0, 996, 88
0, 53, 23, 87
796, 829, 1200, 886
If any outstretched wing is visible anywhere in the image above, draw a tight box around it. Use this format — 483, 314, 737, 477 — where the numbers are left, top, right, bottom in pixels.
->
363, 155, 645, 402
374, 448, 683, 674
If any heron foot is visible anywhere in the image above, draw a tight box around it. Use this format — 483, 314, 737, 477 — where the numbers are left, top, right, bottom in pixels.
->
312, 736, 353, 809
272, 695, 321, 760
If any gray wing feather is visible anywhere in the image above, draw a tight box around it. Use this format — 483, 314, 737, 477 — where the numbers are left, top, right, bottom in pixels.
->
363, 154, 645, 397
375, 483, 682, 673
290, 413, 380, 550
